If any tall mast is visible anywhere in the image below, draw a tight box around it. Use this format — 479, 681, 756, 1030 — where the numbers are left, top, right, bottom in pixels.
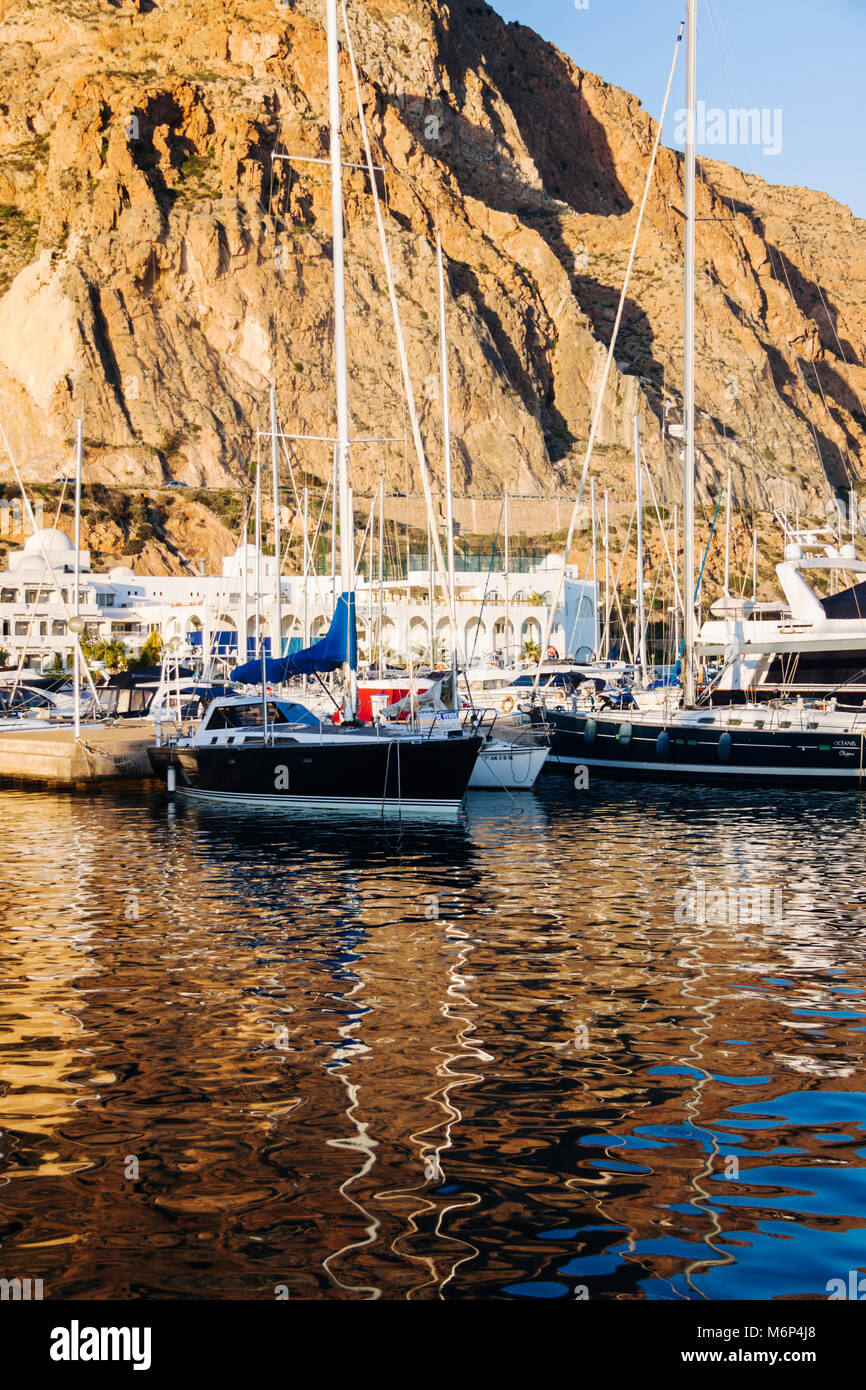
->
603, 489, 611, 659
255, 462, 268, 741
240, 499, 248, 664
504, 487, 510, 668
331, 445, 337, 608
73, 418, 83, 740
302, 484, 309, 696
590, 478, 599, 658
634, 413, 647, 681
326, 0, 355, 716
368, 490, 374, 653
436, 229, 459, 706
682, 0, 698, 705
427, 517, 434, 666
377, 474, 385, 677
270, 386, 282, 659
723, 465, 732, 596
673, 502, 681, 658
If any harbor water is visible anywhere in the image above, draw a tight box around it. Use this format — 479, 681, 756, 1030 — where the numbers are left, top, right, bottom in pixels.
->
1, 779, 865, 1300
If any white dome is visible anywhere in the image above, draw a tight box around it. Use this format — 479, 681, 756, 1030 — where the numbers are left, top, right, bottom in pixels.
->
23, 527, 74, 556
12, 554, 46, 574
109, 565, 138, 582
229, 542, 262, 576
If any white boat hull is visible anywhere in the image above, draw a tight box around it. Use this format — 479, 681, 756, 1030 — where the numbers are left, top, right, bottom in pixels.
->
469, 742, 549, 789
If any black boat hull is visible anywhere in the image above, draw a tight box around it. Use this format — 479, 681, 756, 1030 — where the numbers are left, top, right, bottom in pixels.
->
534, 708, 866, 788
150, 733, 483, 813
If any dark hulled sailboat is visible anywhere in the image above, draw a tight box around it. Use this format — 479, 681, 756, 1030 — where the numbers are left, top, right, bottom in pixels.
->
533, 0, 866, 792
150, 601, 483, 812
149, 0, 482, 813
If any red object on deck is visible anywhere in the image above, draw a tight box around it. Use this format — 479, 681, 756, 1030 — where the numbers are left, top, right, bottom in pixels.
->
356, 679, 433, 722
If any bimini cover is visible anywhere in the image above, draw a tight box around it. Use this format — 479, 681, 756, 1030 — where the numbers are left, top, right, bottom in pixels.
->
231, 593, 357, 685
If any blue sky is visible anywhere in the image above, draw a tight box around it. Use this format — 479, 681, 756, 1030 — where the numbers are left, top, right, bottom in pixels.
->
489, 0, 866, 219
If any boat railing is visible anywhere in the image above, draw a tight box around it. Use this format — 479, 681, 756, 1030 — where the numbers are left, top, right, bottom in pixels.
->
505, 716, 551, 746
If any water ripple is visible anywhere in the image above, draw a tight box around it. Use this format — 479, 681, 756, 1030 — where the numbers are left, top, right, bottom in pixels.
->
0, 781, 864, 1298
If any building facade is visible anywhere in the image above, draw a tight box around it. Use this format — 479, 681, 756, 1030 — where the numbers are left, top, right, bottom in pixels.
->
0, 530, 597, 673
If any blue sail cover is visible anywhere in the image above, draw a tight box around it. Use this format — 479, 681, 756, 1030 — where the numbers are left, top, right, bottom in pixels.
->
231, 593, 357, 685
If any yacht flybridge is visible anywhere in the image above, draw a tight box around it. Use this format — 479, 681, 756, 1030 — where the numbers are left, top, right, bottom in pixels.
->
700, 526, 866, 706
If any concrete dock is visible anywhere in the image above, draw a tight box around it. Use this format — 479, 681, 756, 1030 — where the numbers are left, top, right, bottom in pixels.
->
0, 720, 157, 785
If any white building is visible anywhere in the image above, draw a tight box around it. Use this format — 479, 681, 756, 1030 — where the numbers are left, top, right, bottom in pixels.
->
0, 529, 597, 673
0, 530, 148, 667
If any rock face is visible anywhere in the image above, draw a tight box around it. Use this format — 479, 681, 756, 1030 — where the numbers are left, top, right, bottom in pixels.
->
0, 0, 864, 564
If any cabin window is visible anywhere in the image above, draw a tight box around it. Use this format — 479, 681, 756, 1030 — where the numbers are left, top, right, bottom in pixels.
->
204, 702, 295, 731
232, 701, 294, 728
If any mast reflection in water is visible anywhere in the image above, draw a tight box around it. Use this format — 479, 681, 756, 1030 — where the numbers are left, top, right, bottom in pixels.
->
1, 783, 866, 1299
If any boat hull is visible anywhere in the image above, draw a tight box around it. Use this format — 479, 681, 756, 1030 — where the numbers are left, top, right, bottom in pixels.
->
150, 733, 483, 814
536, 708, 866, 788
469, 742, 549, 789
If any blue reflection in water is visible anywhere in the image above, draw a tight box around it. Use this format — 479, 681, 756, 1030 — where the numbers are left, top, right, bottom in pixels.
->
0, 780, 864, 1300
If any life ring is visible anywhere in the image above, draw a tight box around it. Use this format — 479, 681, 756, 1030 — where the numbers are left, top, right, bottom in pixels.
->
501, 695, 515, 714
547, 645, 559, 660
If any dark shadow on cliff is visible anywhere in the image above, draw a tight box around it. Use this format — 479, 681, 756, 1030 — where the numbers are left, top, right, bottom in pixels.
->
764, 343, 851, 491
387, 5, 645, 458
444, 257, 572, 461
713, 196, 864, 474
432, 3, 631, 216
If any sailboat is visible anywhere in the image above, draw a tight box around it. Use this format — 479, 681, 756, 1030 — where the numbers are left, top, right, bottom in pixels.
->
534, 0, 866, 789
148, 0, 482, 814
427, 226, 549, 790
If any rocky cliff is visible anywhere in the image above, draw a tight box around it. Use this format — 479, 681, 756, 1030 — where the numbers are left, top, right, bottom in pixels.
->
0, 0, 863, 572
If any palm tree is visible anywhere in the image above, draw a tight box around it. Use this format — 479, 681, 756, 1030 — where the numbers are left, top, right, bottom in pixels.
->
79, 630, 129, 674
102, 639, 129, 673
520, 639, 541, 664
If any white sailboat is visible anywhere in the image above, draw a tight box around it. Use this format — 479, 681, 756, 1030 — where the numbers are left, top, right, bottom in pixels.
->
413, 227, 550, 790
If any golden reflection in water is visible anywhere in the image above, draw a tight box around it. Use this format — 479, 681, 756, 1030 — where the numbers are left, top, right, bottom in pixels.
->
0, 785, 864, 1299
